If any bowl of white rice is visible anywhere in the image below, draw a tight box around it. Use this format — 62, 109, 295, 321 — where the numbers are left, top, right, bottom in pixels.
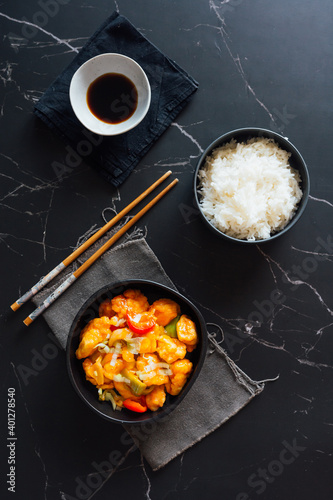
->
194, 128, 310, 243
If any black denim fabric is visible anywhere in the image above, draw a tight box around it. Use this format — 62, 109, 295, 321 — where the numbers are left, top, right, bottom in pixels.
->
34, 11, 198, 186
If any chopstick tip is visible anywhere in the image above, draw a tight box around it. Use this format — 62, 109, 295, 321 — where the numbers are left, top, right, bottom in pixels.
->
10, 301, 20, 312
23, 316, 33, 327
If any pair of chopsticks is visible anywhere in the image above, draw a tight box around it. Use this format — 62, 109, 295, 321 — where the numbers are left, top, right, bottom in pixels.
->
10, 171, 177, 326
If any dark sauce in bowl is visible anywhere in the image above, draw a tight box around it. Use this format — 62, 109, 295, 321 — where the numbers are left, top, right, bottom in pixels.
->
87, 73, 138, 124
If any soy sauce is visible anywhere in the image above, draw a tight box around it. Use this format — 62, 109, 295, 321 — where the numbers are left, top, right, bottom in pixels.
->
87, 73, 138, 124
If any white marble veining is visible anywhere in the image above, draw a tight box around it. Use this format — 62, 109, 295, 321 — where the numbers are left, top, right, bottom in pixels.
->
1, 1, 332, 498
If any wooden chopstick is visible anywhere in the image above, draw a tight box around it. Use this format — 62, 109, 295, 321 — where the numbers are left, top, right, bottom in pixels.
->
23, 178, 178, 326
11, 170, 172, 312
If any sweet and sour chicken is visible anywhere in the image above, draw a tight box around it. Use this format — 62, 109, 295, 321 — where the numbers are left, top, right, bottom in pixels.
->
75, 289, 199, 413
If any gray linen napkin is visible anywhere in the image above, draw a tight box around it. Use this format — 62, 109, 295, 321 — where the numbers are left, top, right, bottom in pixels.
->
32, 236, 265, 470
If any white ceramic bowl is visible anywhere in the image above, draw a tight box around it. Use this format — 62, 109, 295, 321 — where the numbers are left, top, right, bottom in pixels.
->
69, 53, 151, 136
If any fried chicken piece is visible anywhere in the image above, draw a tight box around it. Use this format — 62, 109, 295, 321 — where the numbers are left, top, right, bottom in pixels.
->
165, 359, 193, 396
156, 334, 187, 364
150, 298, 180, 326
146, 385, 166, 411
76, 316, 112, 359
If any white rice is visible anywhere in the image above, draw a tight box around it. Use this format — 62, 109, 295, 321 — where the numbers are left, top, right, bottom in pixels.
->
198, 137, 303, 241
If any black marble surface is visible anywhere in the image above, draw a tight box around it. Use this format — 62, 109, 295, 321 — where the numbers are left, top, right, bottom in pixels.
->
1, 1, 332, 499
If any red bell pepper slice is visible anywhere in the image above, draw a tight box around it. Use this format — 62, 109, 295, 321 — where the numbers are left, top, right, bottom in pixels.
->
126, 311, 155, 336
110, 325, 119, 332
123, 396, 147, 413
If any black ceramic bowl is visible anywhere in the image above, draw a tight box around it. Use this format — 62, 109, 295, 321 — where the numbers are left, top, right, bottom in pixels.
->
66, 280, 207, 424
194, 128, 310, 244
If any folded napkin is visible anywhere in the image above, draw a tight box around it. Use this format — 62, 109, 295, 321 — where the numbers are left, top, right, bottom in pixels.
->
34, 11, 198, 187
32, 234, 267, 470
